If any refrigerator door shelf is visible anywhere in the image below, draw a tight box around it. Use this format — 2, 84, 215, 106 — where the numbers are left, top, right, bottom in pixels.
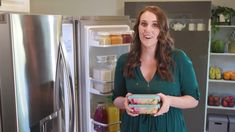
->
89, 40, 131, 47
90, 87, 112, 96
90, 77, 113, 83
92, 119, 121, 127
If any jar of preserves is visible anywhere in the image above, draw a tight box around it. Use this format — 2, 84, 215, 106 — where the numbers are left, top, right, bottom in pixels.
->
122, 31, 133, 44
96, 32, 111, 45
110, 32, 122, 45
94, 102, 108, 132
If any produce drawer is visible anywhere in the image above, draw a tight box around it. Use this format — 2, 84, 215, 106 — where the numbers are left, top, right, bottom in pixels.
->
228, 115, 235, 132
208, 114, 228, 132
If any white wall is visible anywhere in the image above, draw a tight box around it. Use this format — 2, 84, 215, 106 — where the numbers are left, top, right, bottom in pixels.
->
30, 0, 214, 16
29, 0, 235, 16
30, 0, 119, 15
212, 0, 235, 9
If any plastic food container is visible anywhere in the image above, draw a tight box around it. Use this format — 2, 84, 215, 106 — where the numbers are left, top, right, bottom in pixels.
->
128, 94, 161, 105
128, 104, 161, 114
92, 79, 113, 94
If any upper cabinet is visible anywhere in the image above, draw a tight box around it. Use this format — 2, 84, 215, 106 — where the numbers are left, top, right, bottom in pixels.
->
0, 0, 29, 13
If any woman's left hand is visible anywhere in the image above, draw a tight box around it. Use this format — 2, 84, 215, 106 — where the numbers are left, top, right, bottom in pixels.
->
154, 93, 171, 116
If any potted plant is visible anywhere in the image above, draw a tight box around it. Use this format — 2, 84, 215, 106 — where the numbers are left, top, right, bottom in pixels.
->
211, 6, 235, 25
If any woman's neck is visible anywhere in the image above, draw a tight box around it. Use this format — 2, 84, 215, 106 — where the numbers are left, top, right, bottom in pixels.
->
141, 45, 156, 61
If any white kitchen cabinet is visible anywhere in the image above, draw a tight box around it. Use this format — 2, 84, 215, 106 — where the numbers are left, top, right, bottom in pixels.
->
0, 0, 29, 13
204, 24, 235, 132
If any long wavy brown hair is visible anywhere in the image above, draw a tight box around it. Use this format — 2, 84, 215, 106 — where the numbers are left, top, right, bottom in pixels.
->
123, 6, 175, 81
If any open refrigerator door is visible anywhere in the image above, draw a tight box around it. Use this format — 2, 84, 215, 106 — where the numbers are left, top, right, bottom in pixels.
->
76, 16, 132, 132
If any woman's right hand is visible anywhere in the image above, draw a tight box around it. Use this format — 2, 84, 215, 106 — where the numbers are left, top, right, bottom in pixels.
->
124, 93, 139, 117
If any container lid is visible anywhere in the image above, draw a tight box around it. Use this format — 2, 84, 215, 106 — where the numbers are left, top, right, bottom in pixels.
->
128, 94, 161, 100
208, 114, 228, 122
97, 32, 110, 36
110, 31, 122, 35
121, 30, 134, 35
96, 55, 108, 62
128, 104, 161, 109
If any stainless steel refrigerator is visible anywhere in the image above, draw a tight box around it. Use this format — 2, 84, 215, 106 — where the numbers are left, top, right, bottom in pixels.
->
0, 13, 75, 132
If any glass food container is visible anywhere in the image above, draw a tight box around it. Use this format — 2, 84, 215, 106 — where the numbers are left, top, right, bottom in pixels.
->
96, 32, 111, 45
228, 41, 235, 53
228, 30, 235, 53
110, 32, 123, 45
93, 56, 112, 81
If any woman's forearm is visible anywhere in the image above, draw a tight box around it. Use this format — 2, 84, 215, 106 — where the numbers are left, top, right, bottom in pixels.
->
168, 95, 198, 109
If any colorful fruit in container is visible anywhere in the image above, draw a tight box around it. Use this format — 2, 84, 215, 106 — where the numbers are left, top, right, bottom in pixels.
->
223, 71, 235, 80
209, 66, 216, 79
231, 73, 235, 80
215, 67, 222, 79
211, 39, 225, 53
222, 96, 234, 107
209, 66, 222, 80
208, 95, 220, 106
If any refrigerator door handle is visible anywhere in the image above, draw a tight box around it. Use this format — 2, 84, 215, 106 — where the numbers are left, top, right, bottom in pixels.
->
62, 43, 75, 132
57, 40, 75, 132
39, 111, 58, 132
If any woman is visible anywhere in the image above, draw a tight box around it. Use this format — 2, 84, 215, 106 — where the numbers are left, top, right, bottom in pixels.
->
113, 6, 200, 132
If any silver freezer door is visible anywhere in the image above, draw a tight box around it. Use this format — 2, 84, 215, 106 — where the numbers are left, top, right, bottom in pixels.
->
39, 42, 75, 132
9, 14, 62, 132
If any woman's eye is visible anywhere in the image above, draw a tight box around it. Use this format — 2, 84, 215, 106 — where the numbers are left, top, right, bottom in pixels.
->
152, 23, 159, 28
140, 22, 147, 27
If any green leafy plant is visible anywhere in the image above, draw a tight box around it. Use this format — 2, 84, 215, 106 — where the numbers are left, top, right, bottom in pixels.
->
211, 6, 235, 24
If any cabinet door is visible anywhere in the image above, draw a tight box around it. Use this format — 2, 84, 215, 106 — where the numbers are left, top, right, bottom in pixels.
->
0, 0, 29, 13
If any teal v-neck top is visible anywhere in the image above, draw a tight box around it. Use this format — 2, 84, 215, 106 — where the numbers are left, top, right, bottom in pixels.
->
113, 49, 200, 132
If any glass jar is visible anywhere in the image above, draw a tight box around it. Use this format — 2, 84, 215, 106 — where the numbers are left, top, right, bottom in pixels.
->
93, 56, 112, 81
122, 31, 133, 44
228, 41, 235, 53
96, 32, 111, 45
94, 102, 108, 132
93, 56, 112, 93
107, 55, 117, 81
110, 32, 122, 45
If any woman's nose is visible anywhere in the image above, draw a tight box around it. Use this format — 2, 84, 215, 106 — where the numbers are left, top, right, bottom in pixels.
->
144, 25, 152, 31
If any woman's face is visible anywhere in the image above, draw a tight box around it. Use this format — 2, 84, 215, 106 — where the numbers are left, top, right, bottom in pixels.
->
138, 11, 160, 48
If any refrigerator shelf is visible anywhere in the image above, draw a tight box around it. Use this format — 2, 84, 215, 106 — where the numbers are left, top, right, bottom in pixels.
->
90, 77, 113, 83
89, 41, 131, 47
91, 119, 121, 127
209, 79, 235, 84
90, 87, 112, 96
